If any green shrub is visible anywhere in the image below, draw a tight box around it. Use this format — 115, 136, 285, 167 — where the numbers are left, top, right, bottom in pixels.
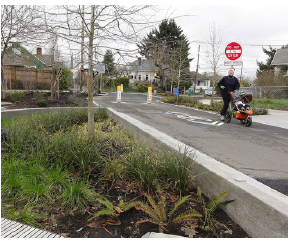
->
252, 107, 268, 115
96, 108, 108, 120
36, 100, 48, 107
10, 91, 25, 103
113, 77, 130, 88
59, 67, 71, 90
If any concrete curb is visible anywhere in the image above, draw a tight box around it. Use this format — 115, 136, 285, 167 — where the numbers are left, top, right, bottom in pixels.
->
107, 107, 288, 238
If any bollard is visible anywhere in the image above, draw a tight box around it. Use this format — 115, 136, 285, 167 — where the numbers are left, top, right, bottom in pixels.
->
147, 87, 152, 104
116, 86, 122, 103
121, 84, 123, 93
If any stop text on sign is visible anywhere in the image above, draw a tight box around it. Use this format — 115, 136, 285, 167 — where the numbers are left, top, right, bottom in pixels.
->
225, 42, 242, 61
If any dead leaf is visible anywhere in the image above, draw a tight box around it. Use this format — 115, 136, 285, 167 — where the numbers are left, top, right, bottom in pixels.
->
97, 219, 121, 226
181, 225, 198, 238
87, 221, 99, 228
224, 229, 233, 234
113, 206, 123, 213
60, 233, 69, 236
76, 227, 83, 232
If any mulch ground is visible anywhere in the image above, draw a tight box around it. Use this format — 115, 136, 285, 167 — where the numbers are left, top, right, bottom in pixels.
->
41, 180, 249, 238
1, 91, 250, 238
2, 91, 88, 109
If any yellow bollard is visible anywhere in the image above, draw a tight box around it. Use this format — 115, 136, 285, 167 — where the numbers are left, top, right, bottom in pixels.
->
121, 84, 123, 93
116, 86, 122, 103
147, 87, 152, 104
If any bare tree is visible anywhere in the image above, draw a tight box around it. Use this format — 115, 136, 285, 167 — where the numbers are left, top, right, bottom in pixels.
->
42, 5, 158, 141
1, 5, 49, 97
169, 40, 191, 100
203, 22, 223, 106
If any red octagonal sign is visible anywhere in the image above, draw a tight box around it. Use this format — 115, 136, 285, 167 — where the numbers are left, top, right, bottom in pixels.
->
225, 42, 242, 60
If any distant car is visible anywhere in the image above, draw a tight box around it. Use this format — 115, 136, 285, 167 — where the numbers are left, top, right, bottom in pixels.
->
204, 87, 216, 97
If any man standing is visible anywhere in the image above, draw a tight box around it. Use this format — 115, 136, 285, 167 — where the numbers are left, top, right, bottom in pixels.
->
217, 69, 240, 121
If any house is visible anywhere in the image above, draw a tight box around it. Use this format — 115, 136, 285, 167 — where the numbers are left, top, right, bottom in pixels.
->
189, 71, 211, 93
2, 42, 63, 69
2, 42, 47, 69
127, 58, 158, 85
271, 48, 288, 77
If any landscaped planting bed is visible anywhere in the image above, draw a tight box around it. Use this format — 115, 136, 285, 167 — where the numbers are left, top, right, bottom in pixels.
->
1, 109, 249, 238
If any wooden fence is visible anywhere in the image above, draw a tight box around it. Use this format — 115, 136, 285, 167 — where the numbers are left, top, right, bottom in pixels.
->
2, 66, 52, 90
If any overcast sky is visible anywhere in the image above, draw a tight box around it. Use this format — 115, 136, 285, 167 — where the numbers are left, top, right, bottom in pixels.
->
141, 2, 288, 80
22, 1, 288, 80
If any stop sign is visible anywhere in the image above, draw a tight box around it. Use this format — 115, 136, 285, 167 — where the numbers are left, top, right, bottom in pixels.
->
225, 42, 242, 61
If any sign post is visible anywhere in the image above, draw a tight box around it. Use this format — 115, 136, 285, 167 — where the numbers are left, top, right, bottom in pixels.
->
224, 42, 243, 68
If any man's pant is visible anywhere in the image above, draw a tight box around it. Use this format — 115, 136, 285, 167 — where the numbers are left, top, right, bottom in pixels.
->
220, 93, 231, 116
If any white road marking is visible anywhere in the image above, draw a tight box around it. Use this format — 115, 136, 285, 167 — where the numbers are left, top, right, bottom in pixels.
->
165, 111, 224, 126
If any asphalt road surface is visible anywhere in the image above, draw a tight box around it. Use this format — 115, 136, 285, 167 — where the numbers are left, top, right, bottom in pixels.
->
94, 93, 288, 195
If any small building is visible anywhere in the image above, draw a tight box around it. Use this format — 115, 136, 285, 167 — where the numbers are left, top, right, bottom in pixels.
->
194, 79, 211, 92
2, 42, 47, 69
127, 58, 158, 85
2, 42, 64, 69
271, 48, 288, 77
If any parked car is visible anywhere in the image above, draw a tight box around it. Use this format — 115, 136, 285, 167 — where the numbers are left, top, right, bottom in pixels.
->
204, 87, 216, 97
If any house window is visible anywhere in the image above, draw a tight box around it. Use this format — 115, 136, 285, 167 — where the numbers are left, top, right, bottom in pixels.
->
139, 74, 141, 80
197, 81, 200, 86
146, 74, 148, 80
204, 82, 207, 86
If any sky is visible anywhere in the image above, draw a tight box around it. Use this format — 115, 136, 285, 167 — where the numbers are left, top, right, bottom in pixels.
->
16, 1, 288, 81
141, 3, 288, 80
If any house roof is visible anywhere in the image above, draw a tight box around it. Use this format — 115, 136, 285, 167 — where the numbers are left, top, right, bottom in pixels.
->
128, 59, 158, 72
271, 48, 288, 66
35, 54, 53, 67
2, 53, 27, 67
2, 42, 47, 68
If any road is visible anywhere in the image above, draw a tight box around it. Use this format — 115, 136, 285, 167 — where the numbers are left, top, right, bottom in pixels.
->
94, 93, 288, 195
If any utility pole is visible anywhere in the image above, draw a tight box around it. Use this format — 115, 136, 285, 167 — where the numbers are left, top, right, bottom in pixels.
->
80, 5, 84, 92
240, 62, 243, 81
70, 52, 74, 90
194, 45, 200, 95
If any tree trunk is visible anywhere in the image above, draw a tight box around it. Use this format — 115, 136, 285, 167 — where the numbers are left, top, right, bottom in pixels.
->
88, 5, 95, 142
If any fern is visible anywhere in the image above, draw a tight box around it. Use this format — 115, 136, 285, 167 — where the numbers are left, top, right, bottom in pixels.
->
95, 194, 114, 210
132, 200, 160, 221
131, 191, 200, 232
88, 194, 134, 223
207, 191, 235, 213
168, 195, 192, 217
196, 186, 235, 237
172, 210, 202, 223
144, 193, 166, 221
88, 209, 114, 222
118, 199, 133, 212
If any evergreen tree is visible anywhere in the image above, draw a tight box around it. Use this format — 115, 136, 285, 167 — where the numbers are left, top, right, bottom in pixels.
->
256, 46, 276, 76
138, 19, 192, 88
103, 50, 115, 76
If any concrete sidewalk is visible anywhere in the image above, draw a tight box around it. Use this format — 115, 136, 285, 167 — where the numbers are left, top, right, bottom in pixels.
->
199, 99, 288, 129
253, 109, 288, 129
